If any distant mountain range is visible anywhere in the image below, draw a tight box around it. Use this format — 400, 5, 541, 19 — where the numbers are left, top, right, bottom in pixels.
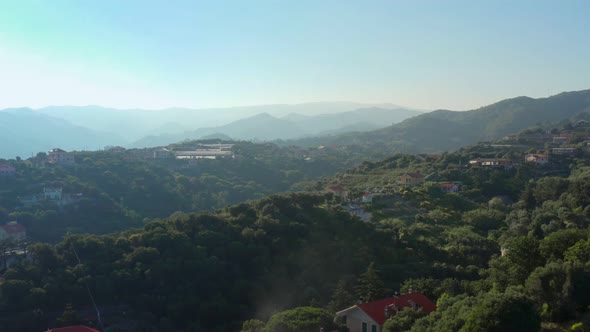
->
0, 102, 421, 158
3, 90, 590, 159
36, 102, 415, 142
128, 107, 422, 148
289, 89, 590, 153
0, 109, 121, 158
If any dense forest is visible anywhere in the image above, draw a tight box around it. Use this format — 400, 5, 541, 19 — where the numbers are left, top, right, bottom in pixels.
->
2, 120, 590, 331
0, 140, 371, 243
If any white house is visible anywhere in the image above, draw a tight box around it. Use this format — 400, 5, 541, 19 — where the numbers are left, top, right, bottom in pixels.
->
335, 293, 436, 332
153, 148, 171, 159
524, 154, 549, 165
44, 187, 63, 201
362, 193, 374, 203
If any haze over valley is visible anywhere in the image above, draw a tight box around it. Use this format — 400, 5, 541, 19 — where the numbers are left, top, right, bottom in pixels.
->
0, 102, 422, 158
1, 1, 590, 332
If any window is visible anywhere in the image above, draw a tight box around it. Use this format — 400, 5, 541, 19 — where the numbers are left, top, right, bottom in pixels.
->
362, 322, 367, 332
371, 325, 377, 332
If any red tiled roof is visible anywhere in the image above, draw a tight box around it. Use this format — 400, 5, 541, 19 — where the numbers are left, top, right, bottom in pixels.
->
357, 293, 436, 325
1, 222, 26, 234
47, 326, 99, 332
327, 185, 346, 192
439, 183, 457, 188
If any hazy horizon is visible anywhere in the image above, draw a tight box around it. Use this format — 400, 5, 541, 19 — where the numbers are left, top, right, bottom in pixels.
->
1, 100, 416, 113
1, 0, 589, 111
1, 88, 587, 114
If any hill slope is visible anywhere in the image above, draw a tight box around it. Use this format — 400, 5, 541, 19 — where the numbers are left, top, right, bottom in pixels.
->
38, 102, 419, 142
0, 109, 120, 158
129, 107, 422, 148
290, 89, 590, 153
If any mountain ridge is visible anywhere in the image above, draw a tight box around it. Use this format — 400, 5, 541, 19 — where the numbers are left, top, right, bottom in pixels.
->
128, 107, 422, 148
288, 89, 590, 153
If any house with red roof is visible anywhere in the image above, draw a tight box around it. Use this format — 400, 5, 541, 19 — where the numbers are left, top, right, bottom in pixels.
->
335, 293, 436, 332
47, 325, 99, 332
0, 163, 16, 177
524, 153, 549, 165
398, 173, 425, 187
0, 221, 26, 241
362, 192, 373, 203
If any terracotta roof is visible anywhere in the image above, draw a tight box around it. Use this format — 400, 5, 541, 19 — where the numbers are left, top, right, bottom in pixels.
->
439, 183, 458, 188
356, 293, 436, 325
327, 185, 346, 192
47, 326, 99, 332
1, 222, 26, 234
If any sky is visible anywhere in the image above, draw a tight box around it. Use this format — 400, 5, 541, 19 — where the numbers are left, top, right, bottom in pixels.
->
0, 0, 589, 111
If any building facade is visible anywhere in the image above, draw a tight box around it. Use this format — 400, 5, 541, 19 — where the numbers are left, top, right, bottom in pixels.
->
48, 148, 75, 165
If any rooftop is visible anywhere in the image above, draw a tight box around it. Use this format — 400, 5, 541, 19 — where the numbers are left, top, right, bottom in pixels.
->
1, 222, 26, 234
336, 292, 436, 325
175, 150, 233, 156
326, 185, 346, 192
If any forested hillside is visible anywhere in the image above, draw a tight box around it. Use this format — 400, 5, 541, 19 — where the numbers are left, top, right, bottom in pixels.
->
0, 109, 120, 159
3, 120, 590, 331
2, 125, 590, 330
289, 89, 590, 154
0, 141, 365, 243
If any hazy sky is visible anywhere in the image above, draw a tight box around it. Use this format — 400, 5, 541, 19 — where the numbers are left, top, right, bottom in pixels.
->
0, 0, 589, 111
